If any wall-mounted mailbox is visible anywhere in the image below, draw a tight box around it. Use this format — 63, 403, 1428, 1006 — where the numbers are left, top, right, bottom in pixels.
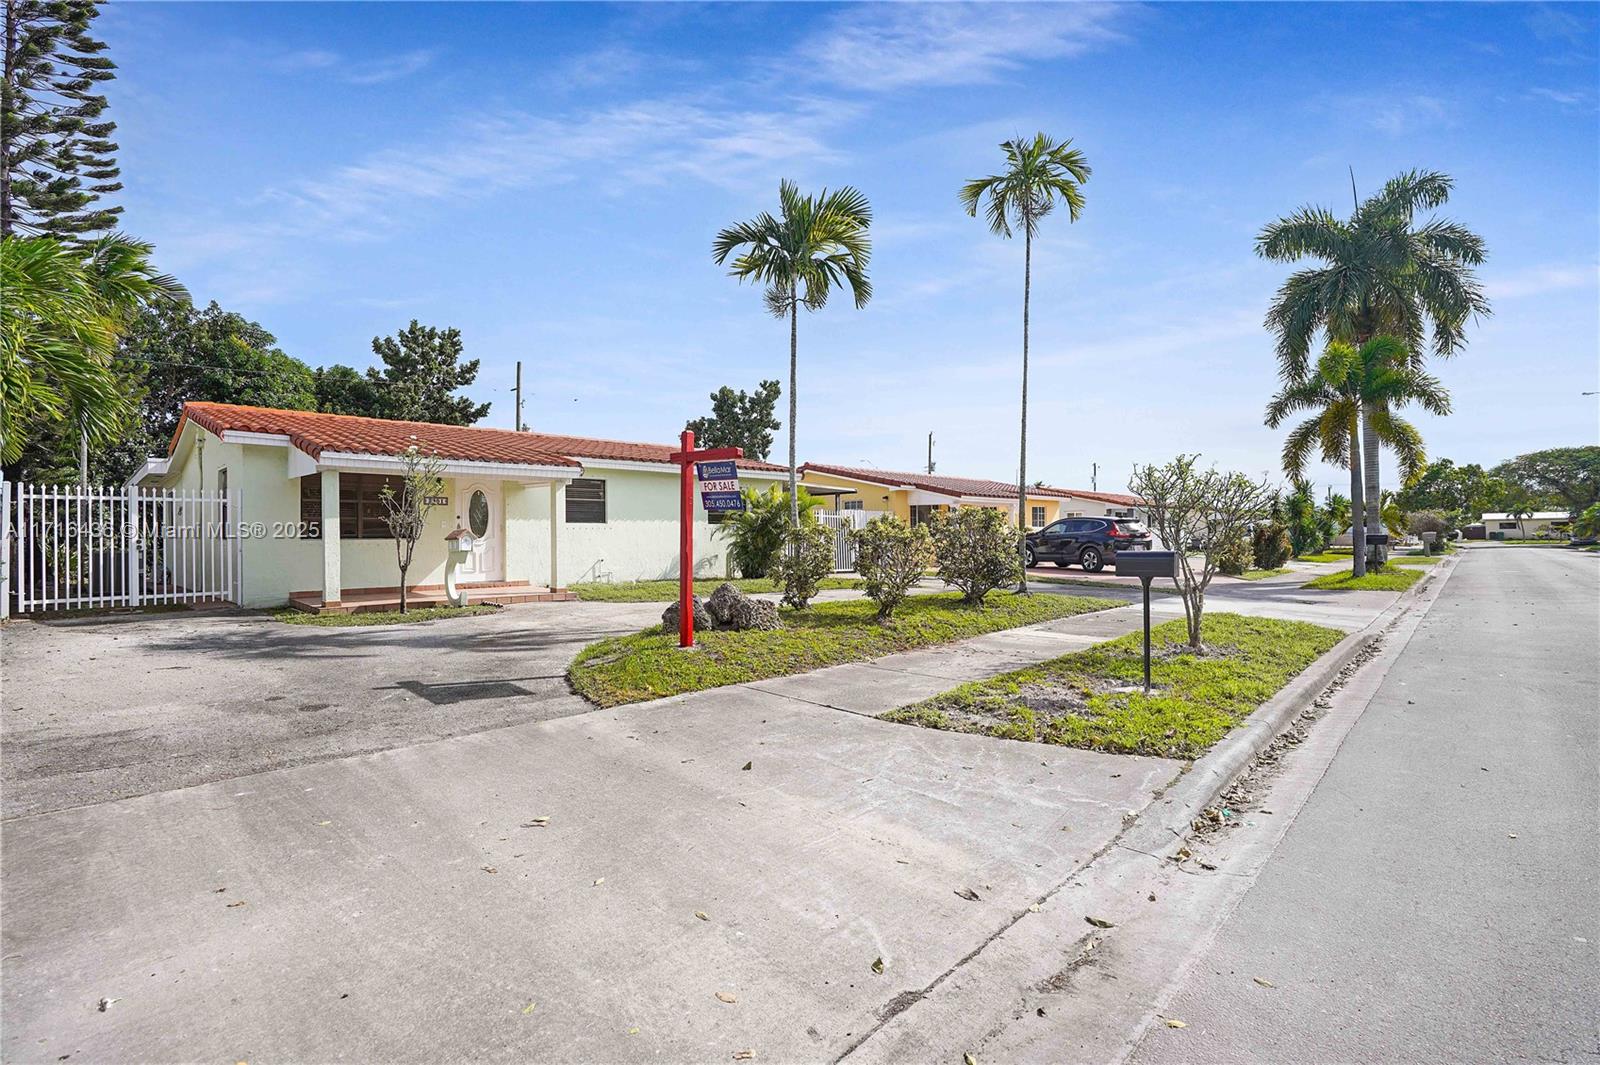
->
1115, 550, 1179, 580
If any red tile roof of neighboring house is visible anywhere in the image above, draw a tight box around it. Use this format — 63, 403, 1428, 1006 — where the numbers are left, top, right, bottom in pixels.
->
801, 462, 1143, 506
802, 463, 1028, 499
173, 402, 787, 471
1036, 486, 1146, 507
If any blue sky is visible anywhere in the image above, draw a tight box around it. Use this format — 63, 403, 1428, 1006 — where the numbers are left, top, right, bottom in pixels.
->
102, 2, 1598, 497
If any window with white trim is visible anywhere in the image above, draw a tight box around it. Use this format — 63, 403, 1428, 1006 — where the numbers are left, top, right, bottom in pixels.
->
843, 500, 864, 511
1029, 505, 1046, 528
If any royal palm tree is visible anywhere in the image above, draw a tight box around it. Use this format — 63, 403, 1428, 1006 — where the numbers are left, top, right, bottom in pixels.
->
1266, 336, 1450, 576
713, 181, 872, 529
961, 133, 1090, 593
0, 233, 186, 467
1256, 169, 1488, 565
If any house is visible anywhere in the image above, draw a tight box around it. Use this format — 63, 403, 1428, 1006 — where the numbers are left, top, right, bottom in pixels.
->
126, 402, 788, 611
1478, 511, 1572, 540
798, 463, 1145, 530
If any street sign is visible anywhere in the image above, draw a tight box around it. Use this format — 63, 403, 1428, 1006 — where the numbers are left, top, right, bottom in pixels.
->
696, 459, 743, 513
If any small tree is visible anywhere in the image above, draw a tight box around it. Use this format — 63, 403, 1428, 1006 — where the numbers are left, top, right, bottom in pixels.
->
851, 515, 932, 621
1406, 510, 1450, 552
1130, 455, 1274, 650
380, 443, 446, 613
769, 522, 834, 609
929, 507, 1023, 605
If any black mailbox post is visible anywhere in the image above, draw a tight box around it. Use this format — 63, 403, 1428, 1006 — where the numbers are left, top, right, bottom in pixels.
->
1115, 550, 1180, 693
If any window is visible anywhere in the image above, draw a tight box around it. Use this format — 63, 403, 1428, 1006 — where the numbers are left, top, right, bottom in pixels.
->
468, 489, 490, 537
298, 473, 405, 539
910, 504, 942, 527
566, 478, 607, 524
217, 467, 229, 538
843, 499, 864, 511
1063, 511, 1084, 518
1030, 505, 1046, 528
1043, 520, 1070, 538
1499, 521, 1518, 530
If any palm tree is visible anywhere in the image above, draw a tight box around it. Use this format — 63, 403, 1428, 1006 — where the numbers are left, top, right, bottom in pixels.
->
1, 233, 186, 467
1266, 336, 1450, 576
713, 181, 872, 529
1256, 169, 1488, 566
961, 133, 1090, 593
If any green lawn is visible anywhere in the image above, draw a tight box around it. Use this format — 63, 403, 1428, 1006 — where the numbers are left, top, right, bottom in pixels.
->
1389, 554, 1441, 566
568, 592, 1117, 707
1294, 551, 1353, 564
882, 613, 1343, 759
1233, 567, 1290, 581
1301, 567, 1424, 591
569, 576, 863, 602
272, 603, 502, 626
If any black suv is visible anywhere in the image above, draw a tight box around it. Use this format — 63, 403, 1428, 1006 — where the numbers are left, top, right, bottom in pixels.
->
1025, 517, 1153, 572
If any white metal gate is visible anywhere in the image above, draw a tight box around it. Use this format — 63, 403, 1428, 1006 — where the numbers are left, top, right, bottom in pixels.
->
819, 510, 880, 572
2, 481, 241, 615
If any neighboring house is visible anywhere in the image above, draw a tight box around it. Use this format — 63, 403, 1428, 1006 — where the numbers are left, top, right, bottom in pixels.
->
1478, 511, 1572, 540
126, 402, 787, 610
798, 463, 1144, 530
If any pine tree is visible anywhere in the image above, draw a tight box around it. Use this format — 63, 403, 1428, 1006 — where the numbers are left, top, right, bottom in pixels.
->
2, 0, 123, 239
367, 321, 490, 426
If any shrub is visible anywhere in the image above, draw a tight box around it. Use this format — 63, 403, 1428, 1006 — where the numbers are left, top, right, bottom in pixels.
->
1573, 503, 1600, 540
1251, 522, 1292, 569
769, 522, 835, 609
850, 515, 932, 620
1212, 527, 1254, 576
1406, 510, 1451, 552
929, 507, 1022, 604
716, 485, 820, 578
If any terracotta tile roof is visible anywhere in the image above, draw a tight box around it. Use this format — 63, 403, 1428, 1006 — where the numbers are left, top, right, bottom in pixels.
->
174, 402, 786, 471
1034, 486, 1146, 507
802, 463, 1024, 499
802, 462, 1144, 506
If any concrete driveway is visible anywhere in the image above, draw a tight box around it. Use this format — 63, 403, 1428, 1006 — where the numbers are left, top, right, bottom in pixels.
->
3, 654, 1180, 1064
0, 601, 662, 818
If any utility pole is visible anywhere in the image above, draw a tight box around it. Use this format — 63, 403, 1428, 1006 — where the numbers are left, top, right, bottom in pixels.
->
514, 361, 524, 432
926, 432, 935, 475
1091, 462, 1098, 492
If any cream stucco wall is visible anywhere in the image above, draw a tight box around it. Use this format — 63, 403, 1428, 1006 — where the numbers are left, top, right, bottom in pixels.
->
155, 428, 791, 603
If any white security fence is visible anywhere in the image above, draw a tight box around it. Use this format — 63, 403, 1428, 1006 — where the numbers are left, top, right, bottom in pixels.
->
818, 510, 885, 572
2, 481, 241, 616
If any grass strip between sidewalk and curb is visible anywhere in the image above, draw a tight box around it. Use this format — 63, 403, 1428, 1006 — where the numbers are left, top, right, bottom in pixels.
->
881, 613, 1343, 760
569, 577, 863, 602
1302, 567, 1424, 591
567, 592, 1116, 707
271, 604, 502, 626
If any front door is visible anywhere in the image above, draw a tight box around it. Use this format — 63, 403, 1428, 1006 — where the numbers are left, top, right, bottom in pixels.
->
458, 482, 503, 582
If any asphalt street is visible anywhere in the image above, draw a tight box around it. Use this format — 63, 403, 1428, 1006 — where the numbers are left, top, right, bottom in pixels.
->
1130, 545, 1600, 1065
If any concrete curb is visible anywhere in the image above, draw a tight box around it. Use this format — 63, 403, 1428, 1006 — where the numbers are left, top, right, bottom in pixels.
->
837, 554, 1462, 1065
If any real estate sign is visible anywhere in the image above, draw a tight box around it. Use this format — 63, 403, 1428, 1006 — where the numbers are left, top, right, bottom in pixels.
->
696, 460, 744, 512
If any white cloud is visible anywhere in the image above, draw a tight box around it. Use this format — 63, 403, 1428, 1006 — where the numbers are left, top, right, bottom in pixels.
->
1484, 263, 1599, 300
798, 3, 1130, 91
159, 93, 852, 290
271, 46, 435, 85
1526, 86, 1593, 109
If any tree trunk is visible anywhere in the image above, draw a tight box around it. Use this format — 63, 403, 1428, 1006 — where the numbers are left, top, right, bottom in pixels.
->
788, 300, 799, 531
1017, 227, 1031, 594
2, 0, 16, 237
1361, 400, 1385, 568
399, 565, 409, 613
1349, 417, 1367, 578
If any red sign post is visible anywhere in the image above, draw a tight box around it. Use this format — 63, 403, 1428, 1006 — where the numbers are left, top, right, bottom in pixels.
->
668, 430, 743, 648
